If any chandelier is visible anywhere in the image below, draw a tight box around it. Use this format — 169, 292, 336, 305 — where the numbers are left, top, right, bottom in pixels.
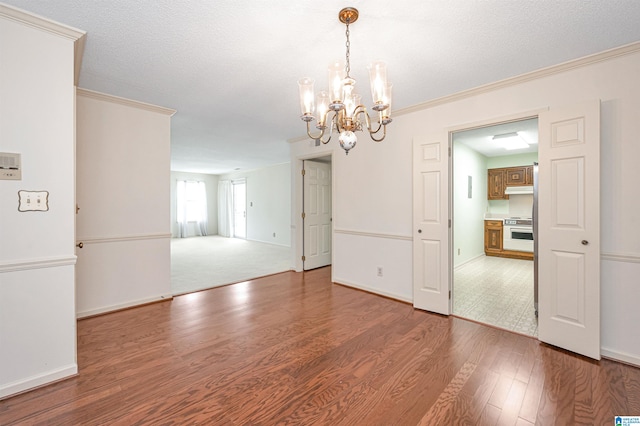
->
297, 7, 392, 155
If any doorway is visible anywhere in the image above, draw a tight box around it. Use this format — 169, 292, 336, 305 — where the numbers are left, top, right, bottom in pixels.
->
451, 118, 539, 336
233, 179, 246, 239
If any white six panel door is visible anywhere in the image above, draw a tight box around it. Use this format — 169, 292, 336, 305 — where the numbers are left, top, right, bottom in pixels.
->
413, 133, 450, 315
538, 100, 601, 359
303, 160, 332, 270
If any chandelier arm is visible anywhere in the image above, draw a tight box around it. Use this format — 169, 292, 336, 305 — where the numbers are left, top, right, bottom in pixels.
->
319, 118, 336, 144
368, 124, 387, 142
352, 107, 386, 142
306, 120, 326, 141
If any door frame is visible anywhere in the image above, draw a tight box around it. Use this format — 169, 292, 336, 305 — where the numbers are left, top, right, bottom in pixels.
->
293, 149, 334, 273
449, 114, 541, 316
418, 104, 601, 359
414, 108, 546, 315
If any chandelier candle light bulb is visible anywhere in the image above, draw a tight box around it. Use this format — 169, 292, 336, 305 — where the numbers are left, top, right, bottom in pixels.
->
297, 7, 393, 154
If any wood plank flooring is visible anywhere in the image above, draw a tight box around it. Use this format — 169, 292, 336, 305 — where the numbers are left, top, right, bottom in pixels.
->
1, 266, 638, 425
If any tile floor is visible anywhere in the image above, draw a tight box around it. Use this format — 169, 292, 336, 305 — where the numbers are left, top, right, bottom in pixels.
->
453, 255, 538, 336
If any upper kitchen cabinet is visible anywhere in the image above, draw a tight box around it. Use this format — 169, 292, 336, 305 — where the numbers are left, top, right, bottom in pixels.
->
488, 168, 508, 200
487, 165, 534, 199
505, 166, 533, 186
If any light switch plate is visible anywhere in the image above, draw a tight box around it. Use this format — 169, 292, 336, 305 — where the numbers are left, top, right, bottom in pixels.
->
18, 190, 49, 212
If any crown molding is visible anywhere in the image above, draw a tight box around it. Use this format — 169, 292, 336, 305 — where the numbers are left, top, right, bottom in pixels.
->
290, 40, 640, 143
0, 3, 85, 40
394, 41, 640, 117
0, 3, 87, 86
76, 88, 177, 116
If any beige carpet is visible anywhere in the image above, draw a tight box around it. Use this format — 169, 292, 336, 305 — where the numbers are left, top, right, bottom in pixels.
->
171, 236, 291, 295
453, 255, 537, 336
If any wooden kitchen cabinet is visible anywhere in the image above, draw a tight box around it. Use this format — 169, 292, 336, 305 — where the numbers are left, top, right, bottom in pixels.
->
525, 166, 533, 185
505, 166, 529, 185
487, 165, 534, 200
484, 219, 534, 260
484, 220, 503, 254
487, 169, 508, 200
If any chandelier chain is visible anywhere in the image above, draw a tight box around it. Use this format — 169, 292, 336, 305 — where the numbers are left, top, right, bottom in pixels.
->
345, 19, 351, 78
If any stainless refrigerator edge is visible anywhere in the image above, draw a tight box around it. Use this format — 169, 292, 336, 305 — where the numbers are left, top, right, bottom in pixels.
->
533, 162, 539, 317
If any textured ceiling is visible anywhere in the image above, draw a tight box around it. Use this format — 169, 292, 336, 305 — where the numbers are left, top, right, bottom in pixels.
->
455, 118, 539, 157
4, 1, 640, 174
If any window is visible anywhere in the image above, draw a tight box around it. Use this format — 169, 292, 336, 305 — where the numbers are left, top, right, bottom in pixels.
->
176, 180, 208, 237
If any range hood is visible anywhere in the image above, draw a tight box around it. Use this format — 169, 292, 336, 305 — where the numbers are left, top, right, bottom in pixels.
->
504, 185, 534, 195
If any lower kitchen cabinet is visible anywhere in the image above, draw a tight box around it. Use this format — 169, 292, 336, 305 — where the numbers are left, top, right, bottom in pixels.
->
484, 220, 534, 260
484, 220, 503, 254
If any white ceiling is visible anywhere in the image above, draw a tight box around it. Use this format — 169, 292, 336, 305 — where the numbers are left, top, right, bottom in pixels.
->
454, 118, 539, 157
4, 1, 640, 174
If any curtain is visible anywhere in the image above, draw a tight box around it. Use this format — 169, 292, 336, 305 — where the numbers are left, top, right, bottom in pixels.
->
176, 180, 208, 238
196, 181, 208, 236
176, 180, 189, 238
218, 180, 233, 238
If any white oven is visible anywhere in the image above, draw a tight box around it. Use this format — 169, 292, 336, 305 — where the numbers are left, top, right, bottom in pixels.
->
503, 218, 533, 252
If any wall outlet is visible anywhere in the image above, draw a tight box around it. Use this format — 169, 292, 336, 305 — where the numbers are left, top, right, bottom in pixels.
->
377, 266, 383, 277
457, 248, 461, 255
273, 232, 276, 237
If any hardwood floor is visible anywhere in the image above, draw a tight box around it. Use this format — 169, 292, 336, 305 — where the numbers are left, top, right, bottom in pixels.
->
1, 267, 638, 425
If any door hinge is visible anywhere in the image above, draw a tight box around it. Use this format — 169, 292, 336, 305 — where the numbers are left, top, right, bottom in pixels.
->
449, 219, 451, 228
302, 255, 306, 261
301, 169, 306, 176
302, 212, 306, 219
448, 147, 452, 157
449, 290, 451, 299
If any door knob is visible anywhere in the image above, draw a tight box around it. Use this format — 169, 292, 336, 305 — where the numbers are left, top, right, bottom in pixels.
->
581, 240, 589, 245
76, 242, 84, 249
418, 229, 422, 233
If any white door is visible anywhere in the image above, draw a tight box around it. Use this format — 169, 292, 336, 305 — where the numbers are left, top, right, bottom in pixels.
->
233, 180, 246, 239
413, 133, 451, 315
303, 160, 332, 270
538, 101, 600, 359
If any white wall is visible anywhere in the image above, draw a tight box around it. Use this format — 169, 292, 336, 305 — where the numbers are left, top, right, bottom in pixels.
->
0, 6, 84, 398
219, 162, 291, 247
291, 137, 413, 302
290, 43, 640, 366
453, 142, 487, 267
75, 89, 174, 318
170, 171, 219, 238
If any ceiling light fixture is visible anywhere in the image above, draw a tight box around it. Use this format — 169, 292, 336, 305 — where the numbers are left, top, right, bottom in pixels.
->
492, 132, 530, 150
297, 7, 392, 155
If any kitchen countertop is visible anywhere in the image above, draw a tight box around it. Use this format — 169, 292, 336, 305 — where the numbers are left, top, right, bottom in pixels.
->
483, 214, 508, 221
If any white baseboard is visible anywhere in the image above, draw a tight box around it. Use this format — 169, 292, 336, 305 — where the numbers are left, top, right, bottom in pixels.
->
332, 277, 412, 304
77, 293, 173, 319
0, 363, 77, 400
454, 253, 485, 270
601, 347, 640, 368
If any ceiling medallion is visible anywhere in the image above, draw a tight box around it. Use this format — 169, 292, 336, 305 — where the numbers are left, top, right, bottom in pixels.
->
297, 7, 392, 155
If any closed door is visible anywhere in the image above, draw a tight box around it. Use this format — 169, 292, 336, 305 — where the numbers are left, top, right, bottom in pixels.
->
303, 160, 332, 270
